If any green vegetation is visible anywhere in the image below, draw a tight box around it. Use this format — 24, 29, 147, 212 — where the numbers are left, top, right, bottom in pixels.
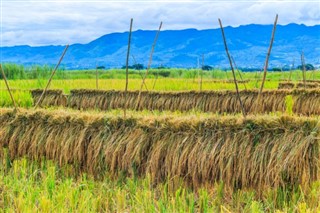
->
1, 155, 319, 212
1, 63, 319, 81
0, 64, 319, 212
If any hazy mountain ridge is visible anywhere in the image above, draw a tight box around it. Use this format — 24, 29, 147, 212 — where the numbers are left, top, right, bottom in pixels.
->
1, 23, 319, 69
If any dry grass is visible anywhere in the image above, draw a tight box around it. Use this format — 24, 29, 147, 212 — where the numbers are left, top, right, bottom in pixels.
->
68, 89, 290, 114
278, 82, 295, 89
293, 89, 320, 115
31, 89, 67, 107
205, 79, 250, 83
296, 82, 320, 89
0, 108, 319, 193
278, 82, 320, 89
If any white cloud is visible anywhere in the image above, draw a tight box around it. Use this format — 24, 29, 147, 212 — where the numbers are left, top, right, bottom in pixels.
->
1, 0, 319, 46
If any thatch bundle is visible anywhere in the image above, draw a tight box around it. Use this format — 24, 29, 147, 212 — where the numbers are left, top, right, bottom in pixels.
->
278, 82, 320, 89
0, 109, 319, 192
296, 82, 320, 89
293, 89, 320, 115
31, 89, 67, 107
207, 79, 250, 84
68, 89, 289, 114
278, 82, 295, 89
305, 80, 320, 83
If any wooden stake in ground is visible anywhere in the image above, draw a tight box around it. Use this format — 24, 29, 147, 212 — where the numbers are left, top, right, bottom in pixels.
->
135, 21, 162, 109
95, 66, 99, 89
259, 14, 278, 94
34, 44, 69, 109
124, 18, 133, 118
218, 19, 246, 117
301, 51, 306, 88
0, 64, 18, 111
231, 55, 247, 90
288, 59, 294, 81
132, 54, 148, 90
200, 54, 204, 91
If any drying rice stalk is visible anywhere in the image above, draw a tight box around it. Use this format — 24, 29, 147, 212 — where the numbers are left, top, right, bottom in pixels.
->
31, 89, 67, 107
278, 82, 320, 90
297, 82, 320, 89
68, 89, 289, 114
0, 109, 319, 193
278, 82, 295, 89
292, 89, 320, 115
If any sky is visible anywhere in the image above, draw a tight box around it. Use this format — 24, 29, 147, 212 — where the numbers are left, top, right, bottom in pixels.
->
1, 0, 319, 46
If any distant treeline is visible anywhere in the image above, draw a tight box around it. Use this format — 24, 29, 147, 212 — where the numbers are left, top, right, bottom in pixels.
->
0, 63, 317, 80
120, 63, 316, 72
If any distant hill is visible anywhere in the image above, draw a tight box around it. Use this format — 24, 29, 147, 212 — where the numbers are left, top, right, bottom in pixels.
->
1, 23, 319, 69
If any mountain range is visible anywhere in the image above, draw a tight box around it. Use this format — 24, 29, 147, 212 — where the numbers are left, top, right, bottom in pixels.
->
1, 23, 319, 69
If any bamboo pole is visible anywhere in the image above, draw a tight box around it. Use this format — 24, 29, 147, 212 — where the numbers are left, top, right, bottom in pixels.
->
219, 19, 246, 117
152, 67, 159, 90
200, 54, 204, 91
0, 64, 18, 111
288, 59, 294, 81
132, 54, 148, 90
197, 57, 200, 86
34, 44, 69, 109
231, 55, 247, 90
95, 66, 99, 89
124, 18, 133, 118
259, 14, 278, 94
135, 21, 162, 109
301, 51, 306, 89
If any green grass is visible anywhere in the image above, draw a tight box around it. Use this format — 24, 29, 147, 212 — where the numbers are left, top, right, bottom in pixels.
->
0, 66, 319, 212
1, 156, 319, 212
0, 69, 317, 108
0, 71, 316, 108
0, 78, 279, 108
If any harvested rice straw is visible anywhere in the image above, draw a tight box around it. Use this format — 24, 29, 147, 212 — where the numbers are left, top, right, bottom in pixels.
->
0, 108, 318, 193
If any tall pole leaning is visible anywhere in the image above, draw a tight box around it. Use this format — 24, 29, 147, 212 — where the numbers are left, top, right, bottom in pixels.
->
0, 64, 18, 111
259, 14, 278, 94
34, 44, 69, 109
219, 19, 246, 117
124, 18, 133, 118
200, 54, 204, 91
135, 21, 162, 110
231, 55, 247, 90
288, 59, 294, 81
132, 54, 148, 90
95, 66, 99, 89
301, 51, 306, 88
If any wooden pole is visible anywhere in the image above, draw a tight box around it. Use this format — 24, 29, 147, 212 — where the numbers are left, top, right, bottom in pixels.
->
34, 44, 69, 109
259, 14, 278, 94
135, 21, 162, 110
197, 57, 200, 86
0, 64, 18, 111
219, 19, 246, 117
301, 51, 306, 88
288, 59, 294, 81
152, 67, 159, 90
95, 66, 99, 89
231, 55, 247, 90
132, 54, 148, 90
124, 18, 133, 118
200, 54, 204, 91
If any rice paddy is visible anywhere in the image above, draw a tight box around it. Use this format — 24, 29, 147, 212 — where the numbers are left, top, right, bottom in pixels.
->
0, 69, 319, 212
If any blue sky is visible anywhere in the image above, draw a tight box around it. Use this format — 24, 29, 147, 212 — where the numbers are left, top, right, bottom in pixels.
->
1, 0, 319, 46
